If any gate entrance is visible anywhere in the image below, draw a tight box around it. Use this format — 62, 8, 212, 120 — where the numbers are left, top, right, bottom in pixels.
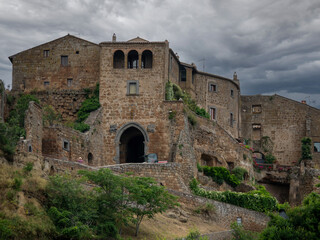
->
119, 127, 145, 163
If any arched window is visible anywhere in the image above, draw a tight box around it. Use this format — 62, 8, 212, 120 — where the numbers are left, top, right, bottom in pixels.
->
113, 50, 124, 68
141, 50, 152, 68
128, 50, 139, 69
88, 152, 93, 165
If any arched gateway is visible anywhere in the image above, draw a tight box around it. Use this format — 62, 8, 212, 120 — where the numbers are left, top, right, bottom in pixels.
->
114, 122, 149, 164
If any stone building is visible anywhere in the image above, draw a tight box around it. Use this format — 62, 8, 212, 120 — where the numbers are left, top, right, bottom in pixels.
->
5, 34, 320, 203
241, 95, 320, 167
8, 34, 242, 168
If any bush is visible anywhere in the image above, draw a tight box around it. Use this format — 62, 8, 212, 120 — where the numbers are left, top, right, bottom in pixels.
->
189, 179, 277, 212
231, 167, 248, 181
265, 154, 276, 164
77, 97, 100, 122
188, 114, 197, 126
202, 166, 241, 188
73, 122, 90, 133
231, 222, 258, 240
23, 162, 33, 175
165, 81, 174, 100
301, 137, 312, 160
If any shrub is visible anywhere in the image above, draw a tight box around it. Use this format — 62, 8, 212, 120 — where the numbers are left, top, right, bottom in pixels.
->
23, 162, 33, 175
73, 122, 90, 133
231, 167, 248, 181
188, 114, 197, 126
301, 137, 312, 160
202, 166, 241, 188
165, 81, 174, 100
43, 105, 62, 126
12, 177, 22, 191
231, 222, 258, 240
265, 154, 276, 164
189, 179, 277, 212
77, 97, 100, 122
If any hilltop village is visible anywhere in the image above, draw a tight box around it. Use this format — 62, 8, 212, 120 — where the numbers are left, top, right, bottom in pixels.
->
1, 34, 320, 237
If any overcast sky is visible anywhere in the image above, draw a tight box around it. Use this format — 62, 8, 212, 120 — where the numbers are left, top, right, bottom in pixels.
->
1, 0, 320, 108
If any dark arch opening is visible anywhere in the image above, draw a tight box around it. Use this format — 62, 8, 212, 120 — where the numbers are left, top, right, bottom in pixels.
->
88, 152, 93, 165
49, 166, 55, 176
200, 153, 219, 167
180, 66, 186, 82
113, 50, 124, 68
120, 127, 145, 163
128, 50, 139, 69
142, 50, 152, 68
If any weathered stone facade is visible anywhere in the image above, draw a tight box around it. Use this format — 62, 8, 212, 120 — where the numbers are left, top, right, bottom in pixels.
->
9, 35, 100, 93
241, 95, 320, 167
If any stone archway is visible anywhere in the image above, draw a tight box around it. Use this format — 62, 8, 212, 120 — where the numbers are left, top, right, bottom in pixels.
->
114, 122, 149, 164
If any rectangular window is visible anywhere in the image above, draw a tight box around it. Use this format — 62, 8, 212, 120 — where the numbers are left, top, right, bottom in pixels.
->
127, 80, 139, 95
210, 107, 216, 120
231, 89, 234, 97
230, 113, 234, 127
43, 50, 49, 57
67, 78, 73, 87
63, 140, 70, 151
252, 105, 262, 113
314, 142, 320, 152
61, 55, 68, 66
252, 124, 261, 140
44, 81, 50, 86
180, 68, 186, 82
209, 83, 217, 92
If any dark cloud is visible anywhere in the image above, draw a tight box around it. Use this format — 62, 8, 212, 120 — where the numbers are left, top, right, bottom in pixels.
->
0, 0, 319, 108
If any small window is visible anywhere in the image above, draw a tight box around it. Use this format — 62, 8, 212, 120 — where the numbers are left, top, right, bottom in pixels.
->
237, 217, 242, 225
314, 142, 320, 152
76, 51, 79, 54
252, 124, 261, 129
88, 153, 93, 165
231, 89, 234, 97
209, 83, 217, 92
180, 66, 186, 82
63, 140, 70, 151
252, 105, 262, 113
28, 145, 32, 152
44, 81, 50, 87
44, 50, 50, 57
127, 81, 139, 95
141, 50, 152, 68
67, 78, 73, 87
61, 55, 68, 66
230, 113, 234, 127
170, 56, 173, 71
210, 107, 216, 120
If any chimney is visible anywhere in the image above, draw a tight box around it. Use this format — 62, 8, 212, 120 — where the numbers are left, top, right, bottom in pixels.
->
301, 100, 307, 104
233, 72, 238, 81
112, 33, 116, 42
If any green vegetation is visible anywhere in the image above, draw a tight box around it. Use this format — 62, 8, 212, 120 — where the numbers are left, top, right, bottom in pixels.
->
190, 179, 277, 212
260, 192, 320, 240
231, 167, 248, 181
231, 222, 258, 240
42, 104, 62, 126
45, 169, 179, 238
301, 137, 312, 161
0, 94, 39, 159
175, 228, 208, 240
265, 153, 276, 164
168, 110, 177, 120
194, 202, 215, 217
73, 84, 100, 132
198, 166, 241, 188
165, 81, 210, 119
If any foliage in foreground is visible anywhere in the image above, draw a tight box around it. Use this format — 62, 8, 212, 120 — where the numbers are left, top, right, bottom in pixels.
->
0, 94, 39, 159
259, 192, 320, 240
189, 178, 277, 212
231, 222, 258, 240
46, 169, 179, 239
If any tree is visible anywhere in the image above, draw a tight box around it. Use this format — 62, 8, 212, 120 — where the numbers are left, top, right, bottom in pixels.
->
259, 192, 320, 240
126, 176, 179, 236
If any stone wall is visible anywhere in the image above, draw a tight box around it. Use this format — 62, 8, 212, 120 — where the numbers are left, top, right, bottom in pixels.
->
24, 101, 43, 155
194, 73, 240, 138
10, 35, 100, 93
170, 190, 270, 232
189, 110, 254, 177
34, 89, 88, 121
241, 95, 320, 166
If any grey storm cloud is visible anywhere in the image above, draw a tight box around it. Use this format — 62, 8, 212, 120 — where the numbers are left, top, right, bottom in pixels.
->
0, 0, 320, 107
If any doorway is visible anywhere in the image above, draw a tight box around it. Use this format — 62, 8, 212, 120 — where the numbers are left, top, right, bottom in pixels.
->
119, 127, 145, 163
